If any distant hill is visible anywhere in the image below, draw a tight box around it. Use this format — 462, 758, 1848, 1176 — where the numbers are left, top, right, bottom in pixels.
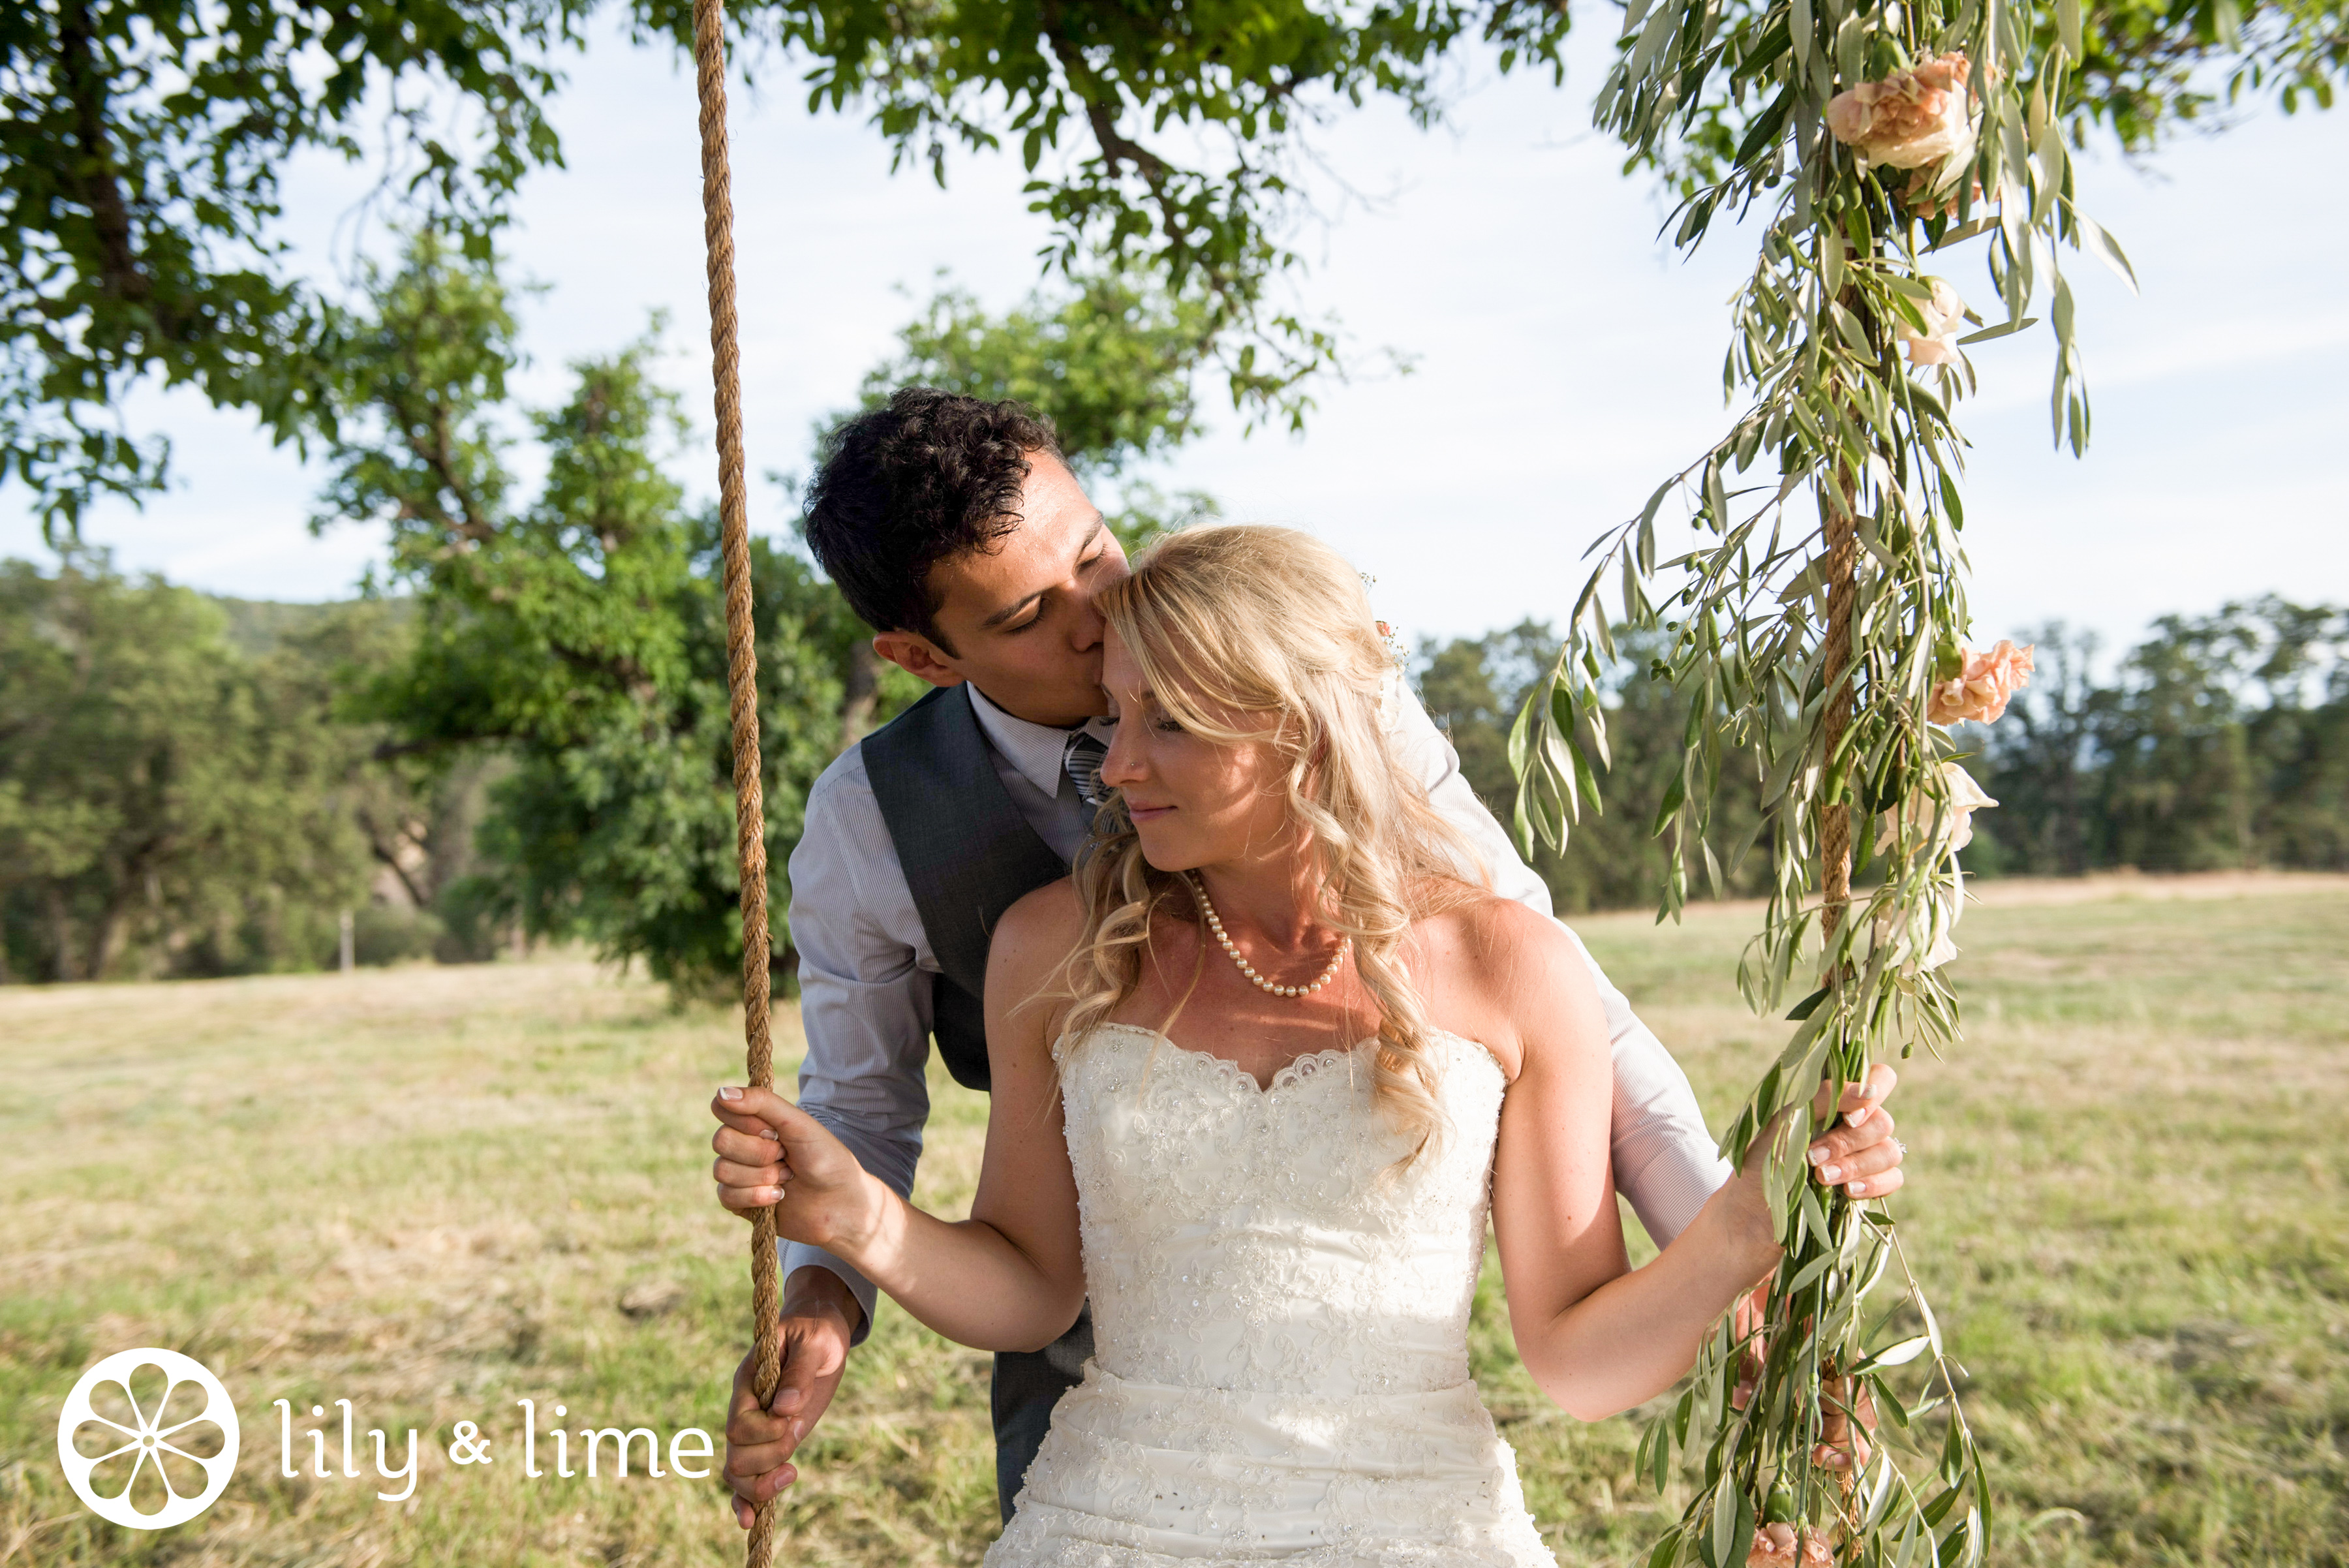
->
207, 594, 414, 658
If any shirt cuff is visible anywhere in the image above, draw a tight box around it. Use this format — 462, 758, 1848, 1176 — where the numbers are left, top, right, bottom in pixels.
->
779, 1241, 882, 1347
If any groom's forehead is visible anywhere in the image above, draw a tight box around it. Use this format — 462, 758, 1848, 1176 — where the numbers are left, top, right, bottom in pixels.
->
929, 472, 1103, 613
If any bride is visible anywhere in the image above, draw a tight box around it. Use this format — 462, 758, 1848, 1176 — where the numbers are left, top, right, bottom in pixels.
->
722, 525, 1901, 1564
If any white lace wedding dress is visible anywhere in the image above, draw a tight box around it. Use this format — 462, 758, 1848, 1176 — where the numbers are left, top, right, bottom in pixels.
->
985, 1021, 1558, 1567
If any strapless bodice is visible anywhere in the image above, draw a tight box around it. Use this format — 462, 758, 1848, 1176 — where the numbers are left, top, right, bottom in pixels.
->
1056, 1022, 1507, 1400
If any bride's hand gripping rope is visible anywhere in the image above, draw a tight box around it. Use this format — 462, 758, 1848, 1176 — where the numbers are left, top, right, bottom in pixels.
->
1726, 1064, 1909, 1472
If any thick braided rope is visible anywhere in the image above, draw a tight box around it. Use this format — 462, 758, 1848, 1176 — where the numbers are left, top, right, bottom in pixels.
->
688, 3, 781, 1562
1819, 487, 1860, 940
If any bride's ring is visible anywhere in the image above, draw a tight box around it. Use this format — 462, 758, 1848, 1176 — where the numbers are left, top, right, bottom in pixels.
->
1893, 1139, 1908, 1156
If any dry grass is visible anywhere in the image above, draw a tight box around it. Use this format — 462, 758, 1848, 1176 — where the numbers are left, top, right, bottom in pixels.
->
2, 875, 2343, 1565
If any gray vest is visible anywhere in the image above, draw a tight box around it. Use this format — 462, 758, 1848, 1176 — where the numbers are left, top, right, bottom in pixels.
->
861, 683, 1071, 1092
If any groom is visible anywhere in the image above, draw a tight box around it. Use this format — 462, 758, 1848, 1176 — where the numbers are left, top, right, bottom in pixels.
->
714, 388, 1904, 1525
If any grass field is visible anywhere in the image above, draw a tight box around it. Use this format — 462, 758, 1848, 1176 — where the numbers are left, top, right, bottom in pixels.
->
3, 875, 2344, 1566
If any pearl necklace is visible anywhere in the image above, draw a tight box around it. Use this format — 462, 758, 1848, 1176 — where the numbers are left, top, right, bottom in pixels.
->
1186, 873, 1350, 999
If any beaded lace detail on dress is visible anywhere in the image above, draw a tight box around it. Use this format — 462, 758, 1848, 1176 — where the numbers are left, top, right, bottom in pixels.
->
982, 1022, 1558, 1567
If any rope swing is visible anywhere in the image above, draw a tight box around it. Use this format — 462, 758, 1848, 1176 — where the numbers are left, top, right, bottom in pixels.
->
687, 2, 782, 1563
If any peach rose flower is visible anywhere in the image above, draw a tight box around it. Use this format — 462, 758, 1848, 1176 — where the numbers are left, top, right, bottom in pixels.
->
1896, 278, 1968, 367
1826, 52, 1978, 172
1926, 638, 2034, 726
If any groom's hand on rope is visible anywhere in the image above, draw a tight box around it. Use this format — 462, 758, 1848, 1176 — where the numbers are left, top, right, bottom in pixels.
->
711, 1090, 883, 1528
719, 1272, 859, 1529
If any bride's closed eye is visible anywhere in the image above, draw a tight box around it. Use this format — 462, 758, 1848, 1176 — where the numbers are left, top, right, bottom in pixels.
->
1098, 710, 1186, 734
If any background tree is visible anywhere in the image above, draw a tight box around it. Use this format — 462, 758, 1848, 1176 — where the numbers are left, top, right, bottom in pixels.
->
2, 0, 583, 533
258, 594, 511, 963
0, 556, 370, 979
1971, 599, 2349, 875
1419, 620, 1770, 912
313, 232, 844, 989
1964, 622, 2103, 875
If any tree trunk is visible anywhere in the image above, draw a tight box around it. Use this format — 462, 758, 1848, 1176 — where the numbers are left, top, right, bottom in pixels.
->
88, 886, 134, 980
45, 884, 77, 981
838, 638, 879, 752
365, 824, 432, 908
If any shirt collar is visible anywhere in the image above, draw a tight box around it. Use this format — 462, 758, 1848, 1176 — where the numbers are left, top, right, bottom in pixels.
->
964, 682, 1113, 801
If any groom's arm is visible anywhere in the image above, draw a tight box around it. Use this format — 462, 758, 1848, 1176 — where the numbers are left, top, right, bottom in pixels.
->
1387, 677, 1732, 1244
781, 752, 942, 1344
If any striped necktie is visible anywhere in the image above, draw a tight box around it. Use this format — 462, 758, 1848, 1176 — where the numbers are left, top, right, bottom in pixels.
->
1062, 727, 1111, 808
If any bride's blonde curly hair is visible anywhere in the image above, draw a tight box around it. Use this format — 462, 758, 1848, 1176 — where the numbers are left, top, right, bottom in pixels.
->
1049, 524, 1492, 1165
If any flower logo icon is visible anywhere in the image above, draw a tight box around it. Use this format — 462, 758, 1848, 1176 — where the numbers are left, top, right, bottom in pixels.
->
56, 1348, 239, 1529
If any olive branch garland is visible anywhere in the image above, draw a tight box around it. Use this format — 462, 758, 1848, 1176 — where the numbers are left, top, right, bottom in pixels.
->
1509, 0, 2132, 1562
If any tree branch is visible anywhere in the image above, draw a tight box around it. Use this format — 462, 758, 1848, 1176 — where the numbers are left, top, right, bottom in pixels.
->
55, 1, 161, 320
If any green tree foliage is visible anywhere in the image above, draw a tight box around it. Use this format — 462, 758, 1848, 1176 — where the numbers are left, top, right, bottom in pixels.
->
0, 556, 372, 981
1419, 621, 1770, 912
864, 271, 1210, 470
845, 270, 1225, 553
249, 594, 511, 963
2, 0, 583, 534
22, 0, 2340, 535
1972, 598, 2349, 874
316, 232, 846, 990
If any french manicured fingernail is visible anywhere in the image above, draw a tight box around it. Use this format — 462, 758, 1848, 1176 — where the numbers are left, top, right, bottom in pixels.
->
1807, 1144, 1830, 1165
718, 1086, 744, 1101
1845, 1106, 1873, 1128
1818, 1164, 1842, 1183
1847, 1178, 1868, 1195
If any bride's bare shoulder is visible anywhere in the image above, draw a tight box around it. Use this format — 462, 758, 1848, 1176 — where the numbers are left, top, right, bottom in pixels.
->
1415, 889, 1577, 968
1413, 892, 1606, 1072
994, 878, 1088, 974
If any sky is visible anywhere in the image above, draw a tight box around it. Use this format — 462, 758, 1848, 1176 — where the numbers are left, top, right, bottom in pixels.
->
5, 20, 2345, 661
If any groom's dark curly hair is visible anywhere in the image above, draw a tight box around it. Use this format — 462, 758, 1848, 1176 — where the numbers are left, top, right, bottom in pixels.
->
803, 387, 1064, 653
